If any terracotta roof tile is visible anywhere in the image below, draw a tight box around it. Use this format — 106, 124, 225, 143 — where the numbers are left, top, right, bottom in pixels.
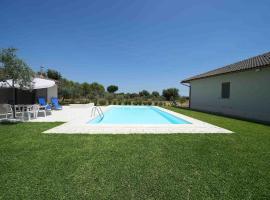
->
181, 51, 270, 83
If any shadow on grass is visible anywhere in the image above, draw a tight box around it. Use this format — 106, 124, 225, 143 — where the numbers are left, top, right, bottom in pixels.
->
168, 106, 270, 126
0, 119, 23, 125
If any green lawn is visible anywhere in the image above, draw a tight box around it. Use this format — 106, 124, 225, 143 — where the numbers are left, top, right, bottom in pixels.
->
0, 107, 269, 200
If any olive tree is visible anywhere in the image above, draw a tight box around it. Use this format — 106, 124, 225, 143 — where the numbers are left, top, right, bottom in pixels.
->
162, 88, 180, 101
0, 48, 34, 117
47, 69, 62, 80
139, 90, 150, 97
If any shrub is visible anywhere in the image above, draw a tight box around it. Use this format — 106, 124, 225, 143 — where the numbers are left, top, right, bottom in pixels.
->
154, 102, 158, 106
69, 99, 75, 104
98, 99, 107, 106
113, 101, 117, 105
147, 101, 152, 106
158, 101, 164, 106
133, 101, 138, 105
143, 101, 148, 105
138, 101, 142, 105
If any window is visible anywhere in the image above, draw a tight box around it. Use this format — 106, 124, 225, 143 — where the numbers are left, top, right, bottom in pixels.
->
221, 82, 230, 99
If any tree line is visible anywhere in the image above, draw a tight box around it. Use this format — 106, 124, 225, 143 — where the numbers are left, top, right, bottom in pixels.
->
1, 48, 186, 106
44, 69, 184, 105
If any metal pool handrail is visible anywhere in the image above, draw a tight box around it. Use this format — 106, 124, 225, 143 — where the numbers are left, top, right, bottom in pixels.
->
91, 106, 104, 119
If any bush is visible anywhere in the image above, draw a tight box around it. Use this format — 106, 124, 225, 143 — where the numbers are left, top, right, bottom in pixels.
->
143, 101, 148, 105
127, 100, 131, 105
98, 99, 107, 106
133, 101, 138, 105
147, 101, 152, 106
154, 102, 158, 106
113, 101, 117, 105
138, 101, 142, 105
69, 99, 76, 104
158, 102, 164, 106
117, 101, 122, 105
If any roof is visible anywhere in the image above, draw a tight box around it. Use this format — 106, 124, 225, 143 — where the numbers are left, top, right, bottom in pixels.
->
0, 78, 55, 89
181, 51, 270, 83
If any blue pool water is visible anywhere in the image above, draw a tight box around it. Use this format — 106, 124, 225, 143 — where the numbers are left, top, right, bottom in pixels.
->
89, 106, 191, 124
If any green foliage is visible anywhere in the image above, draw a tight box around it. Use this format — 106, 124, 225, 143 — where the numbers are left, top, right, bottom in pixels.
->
107, 85, 118, 93
59, 79, 105, 101
139, 90, 150, 97
81, 82, 91, 97
47, 69, 62, 80
158, 101, 164, 106
89, 82, 105, 98
151, 91, 160, 98
98, 99, 107, 106
0, 48, 34, 88
162, 88, 180, 101
130, 93, 139, 98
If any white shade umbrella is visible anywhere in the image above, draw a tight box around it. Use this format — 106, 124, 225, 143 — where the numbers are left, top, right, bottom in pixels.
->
32, 78, 55, 89
0, 78, 55, 89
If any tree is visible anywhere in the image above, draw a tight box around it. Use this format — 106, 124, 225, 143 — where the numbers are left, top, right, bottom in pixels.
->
139, 90, 150, 97
130, 93, 139, 98
47, 69, 62, 80
162, 88, 180, 101
89, 82, 105, 99
60, 87, 73, 100
0, 48, 34, 117
81, 82, 91, 97
151, 91, 160, 98
107, 85, 118, 93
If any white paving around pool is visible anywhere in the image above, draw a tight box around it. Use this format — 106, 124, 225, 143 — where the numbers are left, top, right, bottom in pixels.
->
30, 106, 233, 134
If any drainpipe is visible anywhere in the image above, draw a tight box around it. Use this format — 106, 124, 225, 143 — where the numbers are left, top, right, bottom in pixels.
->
181, 82, 191, 109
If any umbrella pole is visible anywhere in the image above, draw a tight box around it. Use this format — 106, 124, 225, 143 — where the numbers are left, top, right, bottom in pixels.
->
12, 80, 16, 118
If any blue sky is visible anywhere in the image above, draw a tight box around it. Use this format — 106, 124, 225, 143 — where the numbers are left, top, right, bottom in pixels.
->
1, 0, 270, 95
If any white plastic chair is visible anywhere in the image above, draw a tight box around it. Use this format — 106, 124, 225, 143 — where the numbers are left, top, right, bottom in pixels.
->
15, 105, 24, 119
0, 104, 13, 119
35, 104, 47, 117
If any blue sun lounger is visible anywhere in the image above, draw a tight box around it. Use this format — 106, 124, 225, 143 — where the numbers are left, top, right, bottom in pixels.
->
38, 97, 52, 110
51, 97, 62, 110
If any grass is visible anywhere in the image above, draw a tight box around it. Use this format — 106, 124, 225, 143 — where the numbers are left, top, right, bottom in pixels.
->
0, 107, 270, 199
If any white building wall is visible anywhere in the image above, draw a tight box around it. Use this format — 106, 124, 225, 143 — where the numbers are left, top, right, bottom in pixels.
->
190, 67, 270, 122
47, 85, 58, 102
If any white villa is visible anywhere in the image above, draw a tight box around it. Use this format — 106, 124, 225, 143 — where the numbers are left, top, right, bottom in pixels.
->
181, 51, 270, 123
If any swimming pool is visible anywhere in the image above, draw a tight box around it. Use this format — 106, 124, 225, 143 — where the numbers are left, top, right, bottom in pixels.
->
89, 106, 191, 124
